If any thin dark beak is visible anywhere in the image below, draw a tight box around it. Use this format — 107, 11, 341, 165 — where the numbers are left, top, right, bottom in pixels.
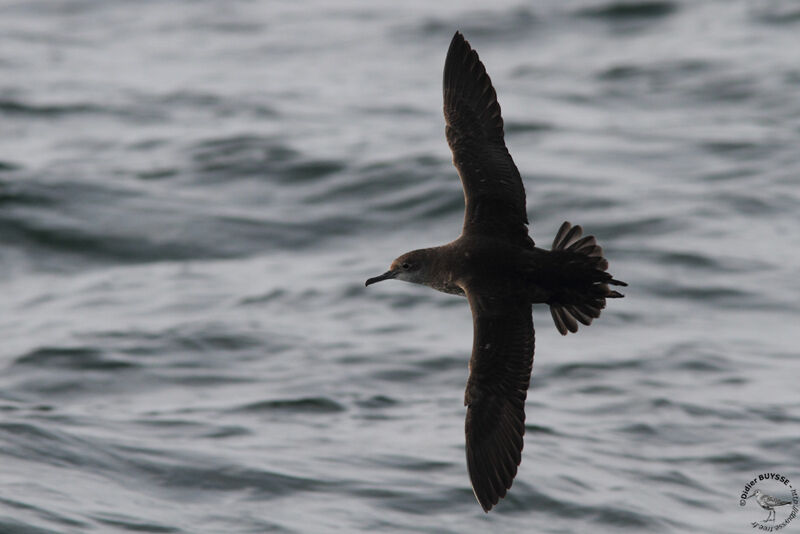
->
365, 270, 396, 287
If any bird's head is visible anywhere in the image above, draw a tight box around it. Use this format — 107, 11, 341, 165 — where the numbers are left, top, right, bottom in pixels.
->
365, 249, 431, 287
748, 489, 762, 499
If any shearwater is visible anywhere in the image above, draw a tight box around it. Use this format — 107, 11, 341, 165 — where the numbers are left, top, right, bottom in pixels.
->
365, 31, 627, 512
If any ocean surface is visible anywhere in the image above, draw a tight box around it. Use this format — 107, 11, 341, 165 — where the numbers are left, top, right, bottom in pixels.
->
2, 1, 800, 532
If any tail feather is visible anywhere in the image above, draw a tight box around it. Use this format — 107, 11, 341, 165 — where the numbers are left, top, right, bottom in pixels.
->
549, 221, 626, 335
567, 235, 595, 252
568, 304, 594, 325
552, 221, 573, 249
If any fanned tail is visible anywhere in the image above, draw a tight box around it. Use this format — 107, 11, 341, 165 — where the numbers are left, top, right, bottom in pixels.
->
549, 221, 626, 335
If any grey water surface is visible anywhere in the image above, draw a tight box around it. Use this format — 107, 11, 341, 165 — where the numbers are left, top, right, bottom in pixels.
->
2, 1, 800, 532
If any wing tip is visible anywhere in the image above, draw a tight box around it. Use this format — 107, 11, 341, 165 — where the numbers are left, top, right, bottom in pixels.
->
450, 30, 467, 50
469, 464, 516, 513
444, 30, 473, 86
443, 29, 507, 148
465, 404, 526, 513
472, 486, 497, 513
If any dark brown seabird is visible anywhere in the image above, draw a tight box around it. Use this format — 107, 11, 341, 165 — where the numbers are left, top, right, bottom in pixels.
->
365, 31, 626, 512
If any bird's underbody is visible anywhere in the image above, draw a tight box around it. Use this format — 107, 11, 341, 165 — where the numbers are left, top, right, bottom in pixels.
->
365, 31, 626, 512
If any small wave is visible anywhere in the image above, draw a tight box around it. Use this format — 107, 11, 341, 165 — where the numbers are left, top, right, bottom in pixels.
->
497, 485, 667, 529
0, 175, 364, 266
548, 358, 643, 379
317, 155, 446, 206
0, 214, 230, 264
89, 513, 180, 533
703, 452, 760, 471
752, 4, 800, 25
647, 281, 753, 304
0, 179, 52, 207
231, 397, 346, 414
578, 1, 678, 20
415, 356, 464, 372
504, 120, 555, 134
0, 160, 21, 172
596, 59, 714, 104
411, 7, 538, 41
701, 140, 764, 156
89, 325, 270, 362
0, 495, 89, 530
576, 384, 626, 396
714, 191, 779, 215
589, 216, 679, 239
136, 168, 179, 181
190, 135, 344, 184
598, 59, 711, 82
373, 455, 453, 472
115, 445, 328, 500
617, 422, 658, 436
159, 90, 223, 108
370, 367, 428, 383
524, 423, 558, 435
650, 250, 720, 270
650, 397, 743, 421
0, 421, 129, 474
644, 470, 711, 492
703, 167, 758, 182
355, 395, 398, 409
747, 406, 800, 424
238, 288, 288, 306
0, 98, 103, 117
13, 346, 138, 371
364, 486, 469, 517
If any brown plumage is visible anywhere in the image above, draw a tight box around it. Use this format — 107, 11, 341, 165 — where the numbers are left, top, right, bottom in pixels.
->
366, 31, 626, 512
444, 32, 532, 249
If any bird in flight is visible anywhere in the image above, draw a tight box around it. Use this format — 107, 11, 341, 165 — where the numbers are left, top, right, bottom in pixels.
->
365, 31, 626, 512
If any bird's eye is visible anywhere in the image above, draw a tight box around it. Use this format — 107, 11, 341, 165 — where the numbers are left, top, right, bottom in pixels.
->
402, 263, 410, 270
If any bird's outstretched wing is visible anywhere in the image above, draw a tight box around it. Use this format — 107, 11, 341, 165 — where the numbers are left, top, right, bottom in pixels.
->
463, 289, 534, 512
443, 31, 532, 248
